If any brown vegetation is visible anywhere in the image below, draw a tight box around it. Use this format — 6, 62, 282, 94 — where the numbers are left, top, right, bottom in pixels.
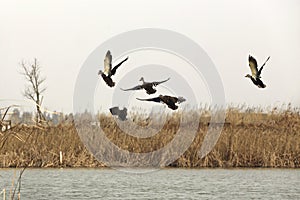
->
0, 108, 299, 168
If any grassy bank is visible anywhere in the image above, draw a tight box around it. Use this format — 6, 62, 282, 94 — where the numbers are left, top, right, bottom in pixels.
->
0, 108, 299, 168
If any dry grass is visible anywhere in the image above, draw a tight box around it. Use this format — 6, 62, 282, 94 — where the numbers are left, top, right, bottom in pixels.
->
0, 124, 103, 168
0, 107, 299, 168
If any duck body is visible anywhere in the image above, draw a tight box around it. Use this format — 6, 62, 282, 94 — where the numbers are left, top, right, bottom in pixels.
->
109, 106, 127, 121
247, 75, 266, 88
100, 73, 115, 87
136, 95, 186, 110
121, 77, 170, 95
245, 55, 269, 89
98, 50, 128, 87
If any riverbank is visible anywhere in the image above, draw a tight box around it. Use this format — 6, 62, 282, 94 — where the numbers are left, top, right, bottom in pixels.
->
1, 108, 299, 168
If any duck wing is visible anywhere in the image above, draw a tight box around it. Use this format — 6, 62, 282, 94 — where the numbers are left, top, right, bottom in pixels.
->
111, 56, 128, 76
257, 56, 270, 78
121, 84, 143, 91
109, 107, 128, 120
151, 77, 170, 87
104, 50, 112, 75
109, 106, 120, 115
136, 97, 161, 103
248, 55, 258, 78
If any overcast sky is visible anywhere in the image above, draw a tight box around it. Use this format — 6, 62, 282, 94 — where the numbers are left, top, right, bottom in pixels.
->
0, 0, 299, 113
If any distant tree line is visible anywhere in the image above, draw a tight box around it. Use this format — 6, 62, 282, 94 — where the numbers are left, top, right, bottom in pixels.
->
0, 108, 74, 126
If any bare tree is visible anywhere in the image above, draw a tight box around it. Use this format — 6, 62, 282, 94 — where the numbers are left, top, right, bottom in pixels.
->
21, 58, 46, 124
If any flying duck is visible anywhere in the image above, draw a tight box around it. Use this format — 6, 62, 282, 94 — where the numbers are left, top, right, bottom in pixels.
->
245, 55, 270, 88
121, 77, 170, 94
98, 50, 128, 87
136, 95, 186, 110
109, 106, 127, 121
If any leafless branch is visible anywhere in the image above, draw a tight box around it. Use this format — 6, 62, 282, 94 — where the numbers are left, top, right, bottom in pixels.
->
20, 58, 47, 124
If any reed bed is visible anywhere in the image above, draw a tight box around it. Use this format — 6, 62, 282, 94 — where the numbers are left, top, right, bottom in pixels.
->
0, 107, 299, 168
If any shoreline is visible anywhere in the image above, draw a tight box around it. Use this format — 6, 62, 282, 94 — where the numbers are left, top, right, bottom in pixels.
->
1, 166, 300, 169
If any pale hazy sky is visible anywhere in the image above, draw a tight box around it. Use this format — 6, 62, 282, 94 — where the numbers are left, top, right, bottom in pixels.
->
0, 0, 300, 113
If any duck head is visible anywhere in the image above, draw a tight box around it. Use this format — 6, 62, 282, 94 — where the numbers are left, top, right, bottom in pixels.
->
245, 74, 252, 79
139, 77, 145, 84
98, 70, 104, 76
177, 96, 186, 103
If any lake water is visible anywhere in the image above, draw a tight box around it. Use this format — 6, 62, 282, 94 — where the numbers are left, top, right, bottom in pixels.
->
0, 168, 299, 199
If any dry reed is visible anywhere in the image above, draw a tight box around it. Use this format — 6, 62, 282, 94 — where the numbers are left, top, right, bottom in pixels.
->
0, 107, 299, 168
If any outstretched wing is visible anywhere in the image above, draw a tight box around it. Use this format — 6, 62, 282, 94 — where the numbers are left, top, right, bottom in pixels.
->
109, 106, 120, 115
151, 77, 170, 87
104, 50, 112, 75
121, 84, 143, 91
136, 97, 161, 103
109, 107, 128, 120
111, 56, 128, 76
257, 56, 270, 77
248, 55, 258, 78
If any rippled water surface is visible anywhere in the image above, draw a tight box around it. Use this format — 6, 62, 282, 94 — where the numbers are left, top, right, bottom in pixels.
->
0, 168, 299, 199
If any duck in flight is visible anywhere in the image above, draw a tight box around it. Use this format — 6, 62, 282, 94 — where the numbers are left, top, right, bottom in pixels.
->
98, 50, 128, 87
121, 77, 170, 94
245, 55, 270, 88
109, 106, 127, 121
136, 95, 186, 110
